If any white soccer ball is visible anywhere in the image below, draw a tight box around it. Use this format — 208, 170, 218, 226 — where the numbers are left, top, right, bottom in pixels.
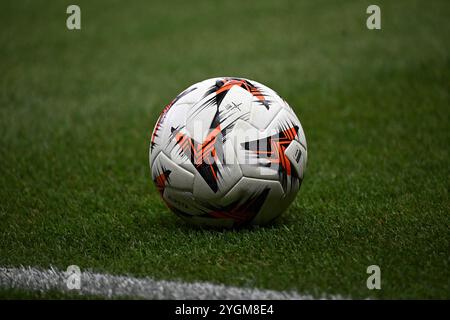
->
149, 77, 307, 228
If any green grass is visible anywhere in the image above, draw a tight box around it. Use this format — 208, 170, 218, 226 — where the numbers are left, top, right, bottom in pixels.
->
0, 0, 449, 299
0, 288, 106, 300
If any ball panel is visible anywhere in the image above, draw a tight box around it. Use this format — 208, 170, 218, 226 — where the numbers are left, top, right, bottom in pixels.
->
186, 83, 252, 144
249, 99, 282, 130
150, 102, 190, 166
151, 152, 195, 192
232, 119, 282, 181
284, 140, 307, 180
191, 138, 243, 200
163, 188, 206, 217
282, 103, 307, 151
170, 176, 274, 228
233, 108, 306, 194
246, 178, 289, 225
219, 176, 280, 226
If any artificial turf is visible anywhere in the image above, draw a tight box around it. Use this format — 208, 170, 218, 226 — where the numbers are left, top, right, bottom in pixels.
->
0, 0, 448, 299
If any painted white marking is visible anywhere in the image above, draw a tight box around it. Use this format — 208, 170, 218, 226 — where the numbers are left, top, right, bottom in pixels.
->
0, 266, 347, 300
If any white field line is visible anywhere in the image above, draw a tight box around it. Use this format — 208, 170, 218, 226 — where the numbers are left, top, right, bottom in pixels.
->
0, 266, 345, 300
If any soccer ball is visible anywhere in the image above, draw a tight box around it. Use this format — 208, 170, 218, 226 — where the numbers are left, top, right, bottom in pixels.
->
149, 77, 307, 228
